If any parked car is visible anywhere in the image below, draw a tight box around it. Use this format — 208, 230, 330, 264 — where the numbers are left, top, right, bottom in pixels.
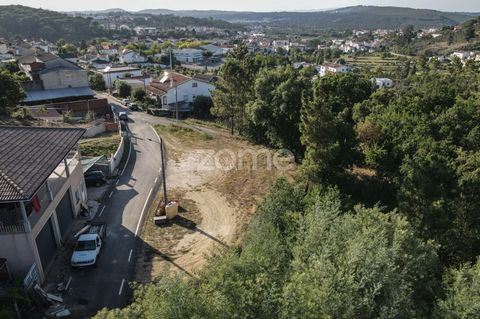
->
84, 171, 107, 187
129, 103, 139, 111
121, 98, 131, 105
71, 221, 106, 267
118, 111, 128, 121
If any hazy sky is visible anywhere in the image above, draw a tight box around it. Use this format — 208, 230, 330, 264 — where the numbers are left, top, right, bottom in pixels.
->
0, 0, 479, 12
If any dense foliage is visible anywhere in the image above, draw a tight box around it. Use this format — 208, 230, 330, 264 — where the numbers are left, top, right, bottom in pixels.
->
96, 179, 442, 319
0, 5, 113, 42
140, 6, 471, 32
88, 73, 106, 91
0, 70, 25, 115
115, 81, 132, 98
435, 259, 480, 318
97, 37, 480, 317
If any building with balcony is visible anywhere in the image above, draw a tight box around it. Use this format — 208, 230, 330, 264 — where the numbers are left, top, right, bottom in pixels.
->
0, 126, 86, 283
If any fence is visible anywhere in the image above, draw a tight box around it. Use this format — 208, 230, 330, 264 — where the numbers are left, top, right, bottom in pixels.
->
0, 221, 28, 234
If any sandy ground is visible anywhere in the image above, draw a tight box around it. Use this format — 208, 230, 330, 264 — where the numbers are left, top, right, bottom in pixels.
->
135, 123, 295, 281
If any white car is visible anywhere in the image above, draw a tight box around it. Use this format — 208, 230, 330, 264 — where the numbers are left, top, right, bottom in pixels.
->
71, 223, 106, 267
121, 98, 131, 106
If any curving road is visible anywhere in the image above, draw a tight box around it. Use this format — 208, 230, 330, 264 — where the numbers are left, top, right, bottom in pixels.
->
66, 100, 164, 315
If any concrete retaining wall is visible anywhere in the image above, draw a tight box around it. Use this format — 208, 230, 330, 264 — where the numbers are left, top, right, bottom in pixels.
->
109, 136, 126, 175
83, 122, 106, 138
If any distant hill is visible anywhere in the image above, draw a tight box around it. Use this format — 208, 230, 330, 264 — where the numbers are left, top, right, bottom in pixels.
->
138, 6, 474, 30
68, 8, 127, 14
0, 5, 113, 42
0, 5, 240, 43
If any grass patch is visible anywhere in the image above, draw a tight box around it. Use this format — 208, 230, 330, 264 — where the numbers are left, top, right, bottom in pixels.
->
79, 132, 121, 157
184, 118, 228, 130
155, 124, 212, 141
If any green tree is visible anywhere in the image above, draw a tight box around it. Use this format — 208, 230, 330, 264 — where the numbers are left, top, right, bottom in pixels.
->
133, 88, 146, 102
282, 197, 440, 319
115, 81, 131, 98
202, 50, 213, 71
211, 43, 257, 135
247, 65, 309, 157
300, 73, 372, 183
88, 73, 106, 91
0, 71, 25, 115
464, 21, 476, 42
435, 260, 480, 318
192, 95, 214, 119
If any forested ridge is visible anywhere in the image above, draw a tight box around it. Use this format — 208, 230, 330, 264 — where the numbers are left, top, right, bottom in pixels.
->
91, 44, 480, 318
0, 5, 239, 42
0, 5, 110, 42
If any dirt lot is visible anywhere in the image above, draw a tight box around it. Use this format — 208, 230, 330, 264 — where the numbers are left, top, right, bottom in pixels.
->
135, 123, 296, 281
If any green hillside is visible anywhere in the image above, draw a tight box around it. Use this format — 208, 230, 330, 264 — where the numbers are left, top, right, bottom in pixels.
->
0, 5, 111, 42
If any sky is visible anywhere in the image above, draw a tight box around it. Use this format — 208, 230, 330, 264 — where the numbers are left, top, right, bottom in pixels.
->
0, 0, 479, 12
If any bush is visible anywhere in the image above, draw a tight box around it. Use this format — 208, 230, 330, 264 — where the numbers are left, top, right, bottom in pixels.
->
115, 81, 131, 98
133, 88, 146, 102
192, 96, 214, 119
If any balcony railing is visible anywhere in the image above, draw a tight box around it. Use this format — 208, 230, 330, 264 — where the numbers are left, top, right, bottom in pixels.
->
0, 221, 29, 234
0, 203, 28, 234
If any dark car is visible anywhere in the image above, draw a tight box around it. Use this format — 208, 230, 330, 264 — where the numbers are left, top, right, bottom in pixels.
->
129, 103, 139, 111
84, 171, 107, 187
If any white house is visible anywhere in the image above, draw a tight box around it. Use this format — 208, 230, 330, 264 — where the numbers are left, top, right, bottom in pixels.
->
98, 44, 118, 56
172, 49, 204, 63
119, 50, 146, 64
0, 40, 8, 54
451, 51, 475, 61
372, 78, 393, 89
319, 63, 351, 77
293, 62, 314, 69
272, 40, 289, 52
100, 66, 143, 89
147, 72, 214, 111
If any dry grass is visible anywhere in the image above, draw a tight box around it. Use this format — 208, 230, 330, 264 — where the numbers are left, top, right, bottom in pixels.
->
79, 132, 121, 157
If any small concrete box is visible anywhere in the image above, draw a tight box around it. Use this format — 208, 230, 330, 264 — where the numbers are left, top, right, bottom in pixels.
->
165, 202, 179, 220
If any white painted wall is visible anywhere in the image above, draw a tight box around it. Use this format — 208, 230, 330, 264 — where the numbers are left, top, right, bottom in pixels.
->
0, 232, 35, 277
41, 69, 89, 90
162, 80, 214, 105
102, 69, 143, 88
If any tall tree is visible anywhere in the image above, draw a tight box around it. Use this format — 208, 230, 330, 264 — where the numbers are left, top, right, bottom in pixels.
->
247, 66, 309, 157
0, 71, 25, 115
211, 43, 256, 135
88, 73, 106, 91
300, 73, 372, 183
115, 81, 131, 98
435, 259, 480, 318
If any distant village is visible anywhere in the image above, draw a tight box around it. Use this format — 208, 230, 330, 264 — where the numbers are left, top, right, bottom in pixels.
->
1, 20, 479, 122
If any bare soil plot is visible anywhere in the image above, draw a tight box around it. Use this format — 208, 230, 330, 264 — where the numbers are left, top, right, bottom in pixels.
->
135, 123, 296, 281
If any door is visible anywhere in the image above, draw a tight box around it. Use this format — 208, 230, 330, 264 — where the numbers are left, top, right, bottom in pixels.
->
35, 218, 57, 271
56, 190, 74, 239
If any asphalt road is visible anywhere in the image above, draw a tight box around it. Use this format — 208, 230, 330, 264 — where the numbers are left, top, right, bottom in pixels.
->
66, 101, 163, 315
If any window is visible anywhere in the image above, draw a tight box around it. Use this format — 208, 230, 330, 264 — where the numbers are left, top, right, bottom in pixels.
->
162, 96, 167, 105
192, 82, 198, 88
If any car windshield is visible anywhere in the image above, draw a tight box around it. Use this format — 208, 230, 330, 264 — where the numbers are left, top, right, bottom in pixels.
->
75, 240, 97, 251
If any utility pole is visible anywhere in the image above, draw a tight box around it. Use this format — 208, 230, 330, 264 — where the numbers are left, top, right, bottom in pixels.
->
160, 138, 168, 207
175, 83, 179, 120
